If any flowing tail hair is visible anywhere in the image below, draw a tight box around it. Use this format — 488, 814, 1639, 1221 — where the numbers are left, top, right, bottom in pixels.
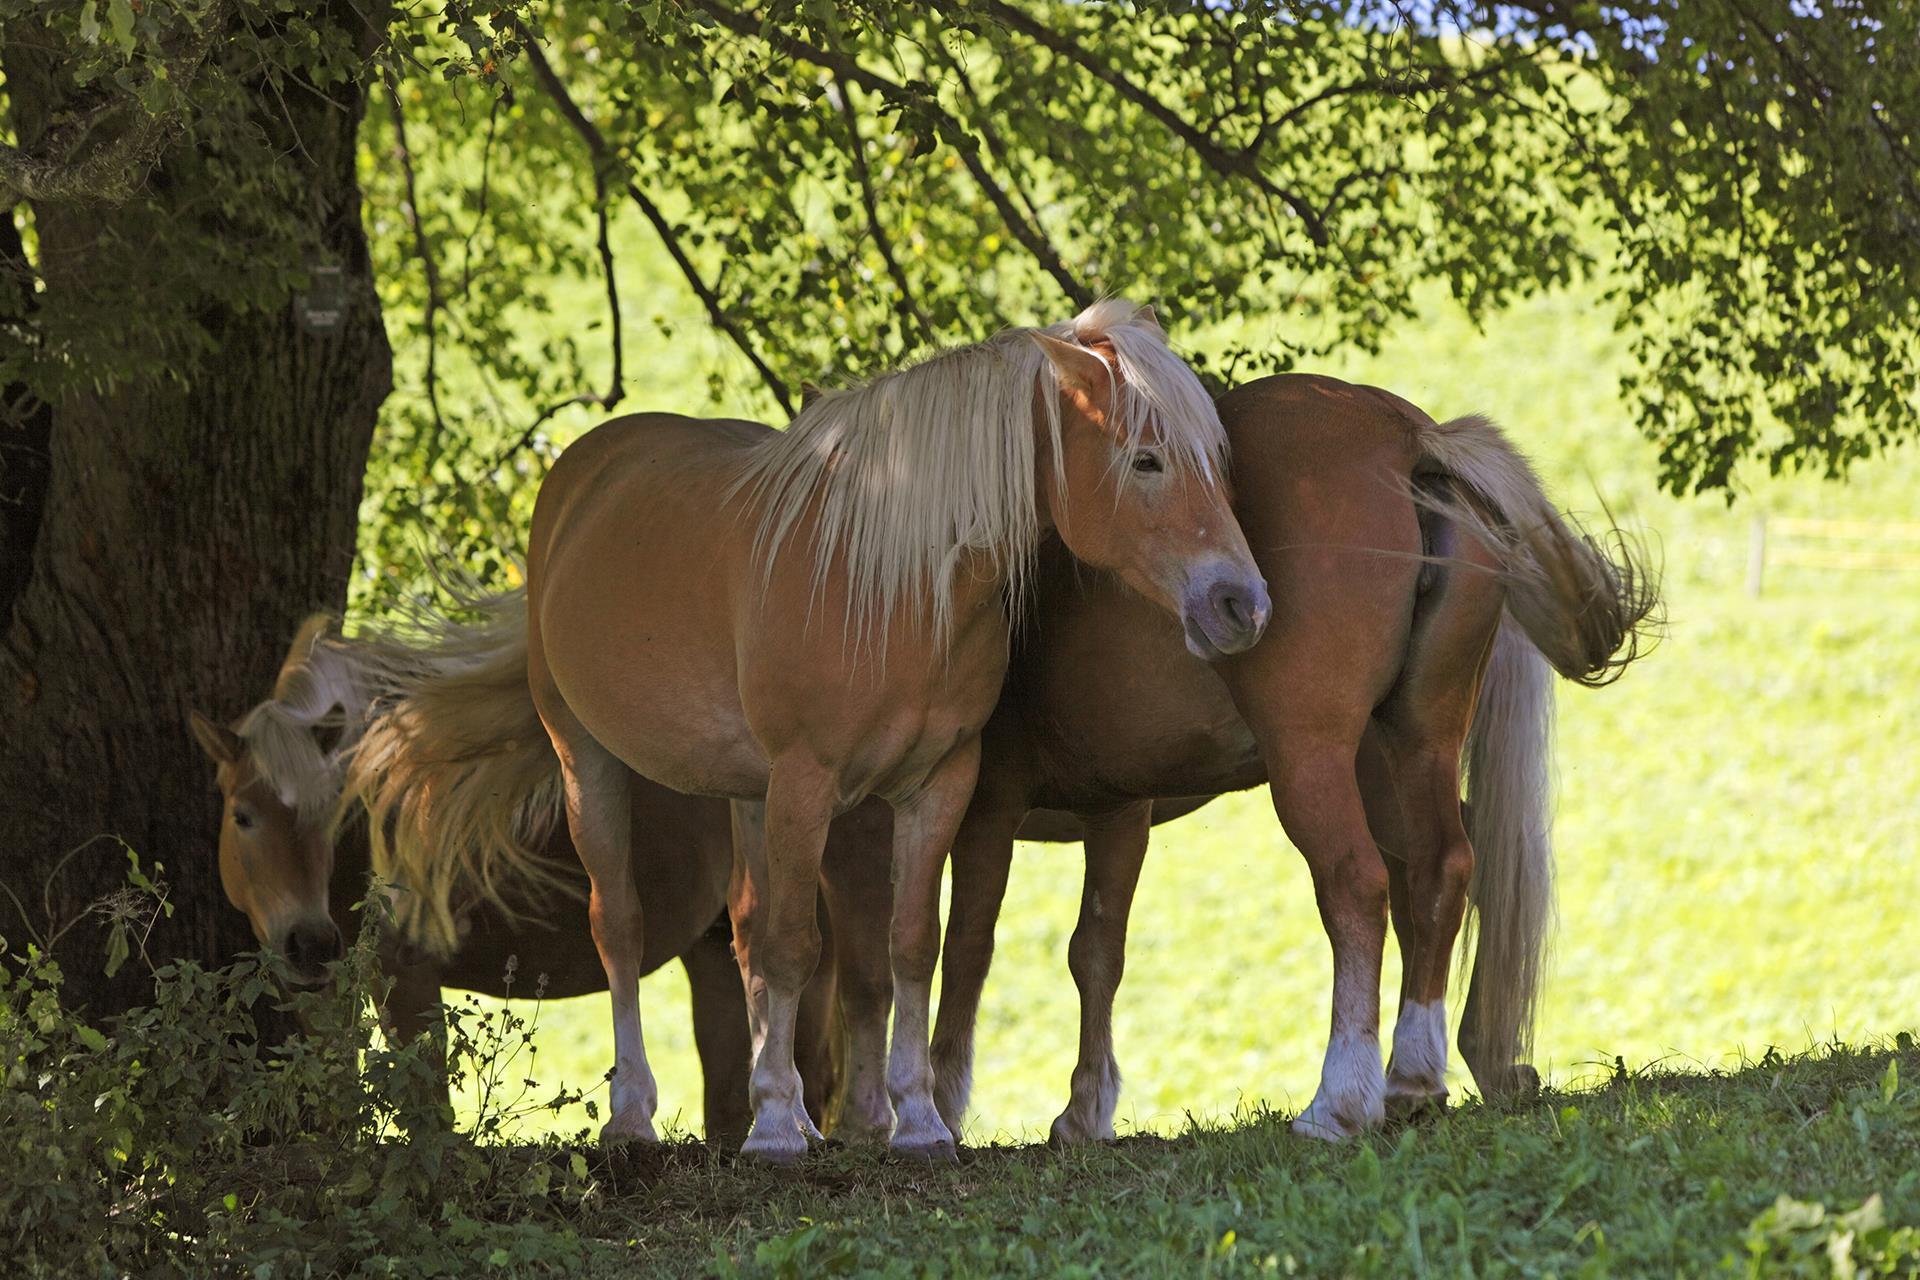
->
337, 584, 571, 958
1414, 413, 1662, 1095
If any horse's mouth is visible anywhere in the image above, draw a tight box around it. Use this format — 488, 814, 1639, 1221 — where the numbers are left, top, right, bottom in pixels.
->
1182, 614, 1228, 662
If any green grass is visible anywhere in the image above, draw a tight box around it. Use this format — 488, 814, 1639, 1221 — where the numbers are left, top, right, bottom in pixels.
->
541, 1039, 1920, 1275
431, 247, 1920, 1153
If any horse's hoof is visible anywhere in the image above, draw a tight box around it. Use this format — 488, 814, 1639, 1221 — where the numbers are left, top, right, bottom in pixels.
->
740, 1130, 810, 1165
1384, 1088, 1448, 1123
1291, 1095, 1380, 1142
829, 1120, 891, 1146
599, 1114, 658, 1144
889, 1134, 958, 1164
1047, 1112, 1114, 1148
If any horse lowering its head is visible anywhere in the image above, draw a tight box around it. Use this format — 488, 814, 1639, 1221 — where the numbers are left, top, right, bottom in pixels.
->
189, 615, 365, 983
736, 298, 1269, 657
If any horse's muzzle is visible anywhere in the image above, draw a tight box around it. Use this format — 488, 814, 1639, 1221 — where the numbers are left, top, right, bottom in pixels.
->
1181, 572, 1271, 660
282, 919, 345, 984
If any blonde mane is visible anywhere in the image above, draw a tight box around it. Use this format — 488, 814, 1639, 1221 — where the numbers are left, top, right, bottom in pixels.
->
336, 583, 570, 956
234, 615, 379, 824
730, 297, 1227, 646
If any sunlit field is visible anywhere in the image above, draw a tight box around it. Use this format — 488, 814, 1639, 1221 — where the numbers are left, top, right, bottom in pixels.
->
409, 228, 1919, 1145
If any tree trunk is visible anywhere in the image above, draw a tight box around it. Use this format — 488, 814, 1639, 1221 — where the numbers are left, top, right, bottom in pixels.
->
0, 11, 392, 1015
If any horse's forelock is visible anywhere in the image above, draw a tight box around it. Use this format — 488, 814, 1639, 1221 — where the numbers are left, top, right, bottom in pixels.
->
1067, 300, 1227, 484
234, 700, 340, 824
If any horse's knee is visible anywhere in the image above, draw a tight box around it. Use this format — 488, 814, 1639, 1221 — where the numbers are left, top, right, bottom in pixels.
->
588, 890, 644, 956
1065, 916, 1119, 993
759, 923, 823, 993
1435, 838, 1474, 906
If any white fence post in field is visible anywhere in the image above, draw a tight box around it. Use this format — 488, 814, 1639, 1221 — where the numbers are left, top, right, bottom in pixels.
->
1750, 515, 1920, 594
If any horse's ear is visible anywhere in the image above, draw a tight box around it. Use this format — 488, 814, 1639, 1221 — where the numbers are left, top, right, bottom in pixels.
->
800, 381, 825, 408
1129, 303, 1163, 334
1031, 331, 1113, 397
189, 710, 244, 766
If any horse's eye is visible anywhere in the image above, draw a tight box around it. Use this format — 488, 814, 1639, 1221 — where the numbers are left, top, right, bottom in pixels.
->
1132, 451, 1164, 475
232, 809, 256, 832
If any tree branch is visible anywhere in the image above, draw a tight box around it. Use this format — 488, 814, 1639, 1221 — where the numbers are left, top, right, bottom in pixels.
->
1251, 52, 1544, 157
833, 76, 934, 348
926, 36, 1048, 238
978, 0, 1331, 247
516, 31, 792, 424
383, 75, 448, 449
689, 0, 1093, 309
0, 10, 224, 206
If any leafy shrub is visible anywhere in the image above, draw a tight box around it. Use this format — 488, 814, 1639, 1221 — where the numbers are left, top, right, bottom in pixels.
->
0, 891, 606, 1277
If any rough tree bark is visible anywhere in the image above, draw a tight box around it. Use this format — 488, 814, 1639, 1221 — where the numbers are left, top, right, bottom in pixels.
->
0, 7, 392, 1015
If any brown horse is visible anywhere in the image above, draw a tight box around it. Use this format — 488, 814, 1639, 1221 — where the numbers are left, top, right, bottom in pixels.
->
190, 613, 859, 1144
524, 300, 1267, 1161
922, 374, 1657, 1144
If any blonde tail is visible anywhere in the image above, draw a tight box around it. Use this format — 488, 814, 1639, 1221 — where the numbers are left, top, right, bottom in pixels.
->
1414, 414, 1661, 686
1457, 618, 1554, 1098
339, 586, 570, 957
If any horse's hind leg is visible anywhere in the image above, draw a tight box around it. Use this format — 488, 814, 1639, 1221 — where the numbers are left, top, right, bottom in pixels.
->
1372, 625, 1496, 1118
794, 892, 841, 1133
738, 757, 836, 1162
1358, 722, 1451, 1119
682, 913, 752, 1147
540, 715, 655, 1141
1373, 730, 1475, 1119
819, 802, 896, 1142
1051, 800, 1153, 1147
1266, 737, 1391, 1141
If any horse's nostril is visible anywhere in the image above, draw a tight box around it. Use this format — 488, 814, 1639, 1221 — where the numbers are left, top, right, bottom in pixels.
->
1210, 582, 1252, 633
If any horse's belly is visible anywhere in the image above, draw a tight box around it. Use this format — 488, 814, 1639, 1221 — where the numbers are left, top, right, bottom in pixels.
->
1031, 709, 1265, 811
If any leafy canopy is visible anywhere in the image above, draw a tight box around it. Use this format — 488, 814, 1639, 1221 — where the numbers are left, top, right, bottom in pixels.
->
4, 0, 1914, 599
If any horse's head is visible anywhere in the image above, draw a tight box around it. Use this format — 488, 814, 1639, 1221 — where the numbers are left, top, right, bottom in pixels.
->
190, 709, 343, 985
1034, 302, 1269, 659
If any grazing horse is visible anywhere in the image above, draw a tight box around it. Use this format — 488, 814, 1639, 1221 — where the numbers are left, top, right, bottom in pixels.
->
924, 374, 1658, 1144
525, 299, 1268, 1161
189, 611, 857, 1144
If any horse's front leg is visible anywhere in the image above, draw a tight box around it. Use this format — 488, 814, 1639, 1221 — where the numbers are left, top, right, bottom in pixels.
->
886, 738, 981, 1162
1051, 800, 1154, 1147
739, 760, 835, 1162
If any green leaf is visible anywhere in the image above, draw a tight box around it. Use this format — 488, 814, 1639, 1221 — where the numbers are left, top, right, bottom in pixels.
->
103, 928, 129, 978
106, 0, 136, 56
74, 1025, 108, 1053
77, 1, 102, 44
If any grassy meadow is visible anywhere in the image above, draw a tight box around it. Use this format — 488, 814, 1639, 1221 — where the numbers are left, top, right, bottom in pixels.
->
406, 228, 1920, 1151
